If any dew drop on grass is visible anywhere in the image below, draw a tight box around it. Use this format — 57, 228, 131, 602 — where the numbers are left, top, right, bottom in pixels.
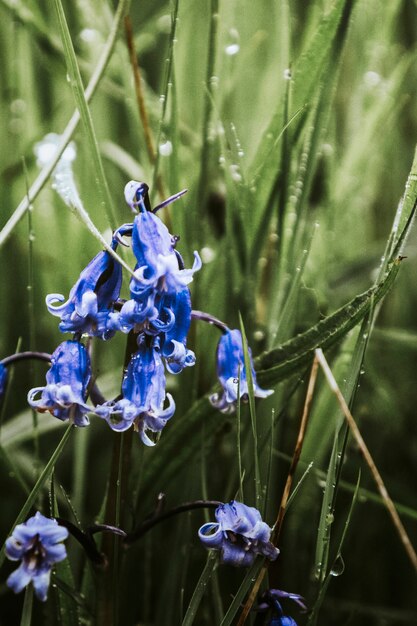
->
330, 554, 345, 577
225, 28, 240, 56
159, 140, 173, 157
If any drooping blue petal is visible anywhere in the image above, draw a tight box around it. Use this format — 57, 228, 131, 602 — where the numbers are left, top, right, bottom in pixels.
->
46, 250, 122, 339
122, 180, 202, 298
198, 500, 279, 567
113, 294, 159, 333
27, 340, 92, 426
95, 337, 175, 445
210, 329, 273, 413
5, 512, 68, 602
0, 362, 8, 398
160, 288, 195, 373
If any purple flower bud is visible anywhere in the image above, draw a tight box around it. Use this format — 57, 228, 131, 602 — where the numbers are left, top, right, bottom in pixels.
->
210, 329, 273, 413
5, 512, 68, 602
198, 500, 279, 567
27, 340, 92, 427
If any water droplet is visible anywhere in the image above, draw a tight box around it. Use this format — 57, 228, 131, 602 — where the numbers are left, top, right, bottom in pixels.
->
80, 28, 98, 43
10, 99, 26, 114
157, 14, 172, 34
364, 70, 381, 87
229, 164, 242, 182
330, 554, 345, 577
325, 513, 334, 525
159, 140, 173, 157
283, 68, 292, 80
225, 43, 240, 56
201, 247, 215, 263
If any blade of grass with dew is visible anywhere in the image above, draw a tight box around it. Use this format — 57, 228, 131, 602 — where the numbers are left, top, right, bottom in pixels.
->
249, 0, 355, 239
292, 0, 357, 113
50, 478, 79, 626
313, 431, 340, 583
308, 472, 361, 626
19, 586, 33, 626
0, 424, 73, 569
220, 557, 265, 626
0, 0, 129, 249
53, 0, 116, 227
256, 255, 403, 385
239, 314, 262, 508
273, 448, 417, 523
181, 550, 218, 626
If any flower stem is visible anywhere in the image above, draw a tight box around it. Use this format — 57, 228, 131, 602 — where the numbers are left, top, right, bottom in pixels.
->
124, 499, 222, 545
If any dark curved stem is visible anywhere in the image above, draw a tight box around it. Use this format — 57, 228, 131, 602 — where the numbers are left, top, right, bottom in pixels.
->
0, 351, 51, 366
0, 350, 107, 406
191, 310, 229, 334
55, 518, 107, 568
87, 523, 127, 538
124, 499, 222, 545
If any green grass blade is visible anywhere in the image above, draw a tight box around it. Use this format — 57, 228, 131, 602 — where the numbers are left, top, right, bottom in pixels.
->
239, 314, 261, 507
53, 0, 116, 227
0, 0, 128, 249
0, 424, 73, 569
19, 586, 33, 626
182, 551, 218, 626
313, 432, 339, 583
220, 557, 265, 626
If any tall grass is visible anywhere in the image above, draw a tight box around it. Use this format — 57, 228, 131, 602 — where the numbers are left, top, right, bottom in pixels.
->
0, 0, 417, 624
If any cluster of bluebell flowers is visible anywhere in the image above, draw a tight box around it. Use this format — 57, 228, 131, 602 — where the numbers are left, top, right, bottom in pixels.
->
198, 500, 279, 566
5, 512, 68, 602
26, 180, 272, 446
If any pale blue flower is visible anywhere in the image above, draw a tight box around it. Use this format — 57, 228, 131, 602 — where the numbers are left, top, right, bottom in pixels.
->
27, 340, 92, 426
198, 500, 279, 567
210, 329, 273, 413
6, 512, 68, 602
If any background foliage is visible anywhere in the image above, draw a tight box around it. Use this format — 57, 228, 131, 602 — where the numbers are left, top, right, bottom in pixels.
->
0, 0, 417, 624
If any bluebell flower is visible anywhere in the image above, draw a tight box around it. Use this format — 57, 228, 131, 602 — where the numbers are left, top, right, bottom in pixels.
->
46, 248, 122, 339
95, 337, 175, 446
210, 329, 273, 413
256, 589, 307, 626
198, 500, 279, 567
0, 362, 8, 398
160, 288, 195, 373
124, 180, 201, 297
27, 340, 92, 427
5, 512, 68, 602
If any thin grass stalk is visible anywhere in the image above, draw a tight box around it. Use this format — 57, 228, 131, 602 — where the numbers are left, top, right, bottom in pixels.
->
235, 355, 319, 626
53, 0, 116, 226
0, 424, 73, 569
0, 0, 129, 249
19, 585, 33, 626
315, 348, 417, 573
